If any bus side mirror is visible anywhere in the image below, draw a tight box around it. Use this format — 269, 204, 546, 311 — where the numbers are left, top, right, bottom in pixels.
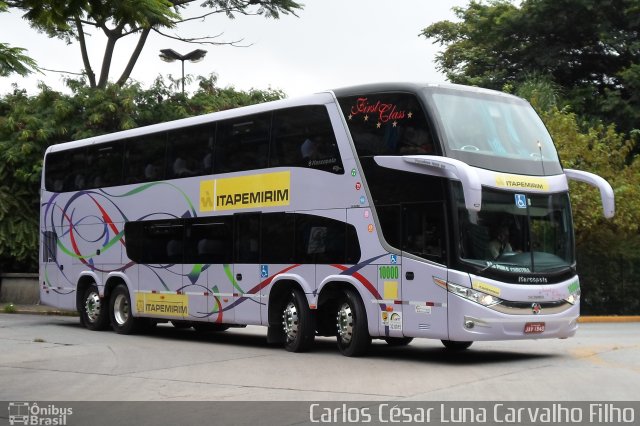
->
374, 155, 482, 212
564, 169, 615, 218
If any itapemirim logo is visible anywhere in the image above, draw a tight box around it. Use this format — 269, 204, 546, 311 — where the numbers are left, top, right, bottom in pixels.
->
7, 402, 73, 425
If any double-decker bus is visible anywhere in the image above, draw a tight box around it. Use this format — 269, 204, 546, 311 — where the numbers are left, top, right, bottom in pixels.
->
40, 82, 614, 356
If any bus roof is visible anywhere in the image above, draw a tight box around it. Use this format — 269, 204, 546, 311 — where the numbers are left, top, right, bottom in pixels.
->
45, 91, 336, 155
45, 82, 523, 155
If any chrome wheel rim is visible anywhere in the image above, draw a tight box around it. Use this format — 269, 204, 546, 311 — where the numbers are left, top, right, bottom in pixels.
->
84, 291, 101, 323
113, 293, 130, 326
282, 300, 299, 342
336, 302, 354, 344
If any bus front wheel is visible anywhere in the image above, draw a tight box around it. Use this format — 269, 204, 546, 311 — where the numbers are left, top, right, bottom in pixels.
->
441, 340, 473, 351
336, 289, 371, 357
282, 288, 315, 352
80, 283, 109, 331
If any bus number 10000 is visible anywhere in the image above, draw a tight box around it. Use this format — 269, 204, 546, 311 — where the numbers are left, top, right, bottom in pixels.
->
379, 266, 399, 280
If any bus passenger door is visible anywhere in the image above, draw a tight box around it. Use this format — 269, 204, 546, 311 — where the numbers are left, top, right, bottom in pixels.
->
185, 218, 235, 325
400, 203, 449, 339
233, 213, 263, 325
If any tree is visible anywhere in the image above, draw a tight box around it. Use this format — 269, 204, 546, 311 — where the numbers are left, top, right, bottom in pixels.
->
0, 77, 285, 272
6, 0, 302, 88
422, 0, 640, 135
0, 1, 38, 76
517, 78, 640, 314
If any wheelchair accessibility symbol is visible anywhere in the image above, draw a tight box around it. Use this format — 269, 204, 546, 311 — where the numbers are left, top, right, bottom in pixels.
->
515, 194, 527, 209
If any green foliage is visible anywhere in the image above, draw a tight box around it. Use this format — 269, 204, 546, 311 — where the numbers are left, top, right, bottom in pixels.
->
519, 80, 640, 314
0, 1, 38, 76
423, 0, 640, 135
0, 78, 285, 272
6, 0, 303, 88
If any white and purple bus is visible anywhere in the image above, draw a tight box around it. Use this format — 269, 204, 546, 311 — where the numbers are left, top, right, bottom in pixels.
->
40, 83, 614, 356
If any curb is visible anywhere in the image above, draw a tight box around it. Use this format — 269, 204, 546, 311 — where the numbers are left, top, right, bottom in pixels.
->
0, 304, 78, 317
578, 316, 640, 323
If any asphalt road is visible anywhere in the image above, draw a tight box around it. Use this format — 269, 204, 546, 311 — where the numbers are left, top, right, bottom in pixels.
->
0, 313, 638, 402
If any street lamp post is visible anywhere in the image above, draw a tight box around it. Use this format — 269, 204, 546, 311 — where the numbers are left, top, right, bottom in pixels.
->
159, 48, 208, 94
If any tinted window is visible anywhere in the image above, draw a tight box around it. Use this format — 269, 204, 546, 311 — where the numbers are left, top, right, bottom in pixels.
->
215, 113, 271, 173
185, 217, 233, 264
338, 93, 435, 156
235, 213, 260, 263
272, 106, 344, 174
45, 148, 88, 192
124, 134, 166, 184
126, 212, 361, 265
134, 221, 184, 264
295, 214, 359, 264
87, 142, 123, 188
261, 213, 295, 263
167, 125, 214, 179
42, 230, 58, 263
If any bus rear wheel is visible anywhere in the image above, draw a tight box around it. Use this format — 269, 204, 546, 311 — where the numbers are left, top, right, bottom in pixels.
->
336, 289, 371, 357
441, 340, 473, 351
109, 284, 147, 334
80, 283, 109, 331
282, 288, 315, 352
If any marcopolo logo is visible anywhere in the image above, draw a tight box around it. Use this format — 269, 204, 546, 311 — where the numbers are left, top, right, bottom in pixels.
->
8, 402, 73, 425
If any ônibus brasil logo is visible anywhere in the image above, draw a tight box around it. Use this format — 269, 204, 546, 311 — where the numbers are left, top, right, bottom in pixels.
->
8, 402, 73, 425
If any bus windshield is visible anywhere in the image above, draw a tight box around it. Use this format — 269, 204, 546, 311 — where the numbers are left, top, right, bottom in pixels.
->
455, 185, 575, 278
427, 87, 563, 176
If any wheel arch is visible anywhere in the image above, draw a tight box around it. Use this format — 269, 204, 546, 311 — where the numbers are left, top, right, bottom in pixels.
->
75, 272, 101, 313
103, 272, 132, 313
267, 277, 310, 328
317, 277, 379, 337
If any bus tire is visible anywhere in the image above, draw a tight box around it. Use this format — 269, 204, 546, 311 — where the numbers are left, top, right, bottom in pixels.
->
441, 340, 473, 351
384, 337, 413, 347
336, 289, 371, 357
109, 284, 146, 334
282, 288, 315, 352
80, 283, 110, 331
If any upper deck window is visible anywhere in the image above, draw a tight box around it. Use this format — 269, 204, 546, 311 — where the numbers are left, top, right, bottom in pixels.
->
426, 88, 563, 176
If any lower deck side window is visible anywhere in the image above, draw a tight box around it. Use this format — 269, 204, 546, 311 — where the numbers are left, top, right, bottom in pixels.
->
124, 212, 360, 265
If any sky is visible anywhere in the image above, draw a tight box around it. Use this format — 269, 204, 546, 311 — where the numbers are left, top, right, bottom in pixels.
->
0, 0, 469, 98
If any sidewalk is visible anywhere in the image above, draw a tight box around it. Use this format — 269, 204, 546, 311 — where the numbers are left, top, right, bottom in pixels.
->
1, 303, 639, 322
0, 303, 78, 316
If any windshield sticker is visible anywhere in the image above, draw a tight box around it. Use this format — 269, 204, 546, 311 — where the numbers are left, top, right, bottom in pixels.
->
347, 98, 411, 127
568, 280, 580, 294
495, 175, 550, 191
515, 194, 528, 209
484, 261, 531, 273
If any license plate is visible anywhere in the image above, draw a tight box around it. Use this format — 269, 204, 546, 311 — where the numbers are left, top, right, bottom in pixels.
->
524, 322, 545, 334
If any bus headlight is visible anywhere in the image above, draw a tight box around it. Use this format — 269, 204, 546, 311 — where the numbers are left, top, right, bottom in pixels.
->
447, 282, 502, 307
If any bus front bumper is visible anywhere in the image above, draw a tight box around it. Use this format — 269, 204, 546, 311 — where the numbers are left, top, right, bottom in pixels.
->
447, 296, 580, 341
